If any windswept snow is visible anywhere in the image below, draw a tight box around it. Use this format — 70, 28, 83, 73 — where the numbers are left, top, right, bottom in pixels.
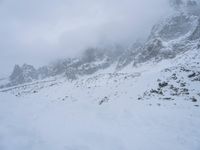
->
0, 91, 200, 150
0, 48, 200, 150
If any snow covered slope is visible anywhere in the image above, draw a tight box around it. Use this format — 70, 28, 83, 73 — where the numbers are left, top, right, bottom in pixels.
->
0, 44, 200, 150
0, 92, 200, 150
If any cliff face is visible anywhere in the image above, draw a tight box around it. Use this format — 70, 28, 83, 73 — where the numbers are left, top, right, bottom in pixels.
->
9, 64, 38, 86
117, 0, 200, 67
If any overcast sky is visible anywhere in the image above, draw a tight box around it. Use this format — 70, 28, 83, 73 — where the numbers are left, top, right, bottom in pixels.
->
0, 0, 171, 77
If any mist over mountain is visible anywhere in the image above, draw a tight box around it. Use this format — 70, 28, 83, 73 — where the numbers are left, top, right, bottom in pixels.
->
1, 0, 199, 88
0, 0, 172, 76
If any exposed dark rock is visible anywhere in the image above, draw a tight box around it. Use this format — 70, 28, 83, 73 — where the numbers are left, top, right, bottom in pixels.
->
188, 72, 196, 78
191, 97, 198, 102
163, 97, 174, 100
171, 73, 178, 80
99, 96, 109, 105
150, 89, 163, 95
180, 82, 186, 87
159, 82, 168, 88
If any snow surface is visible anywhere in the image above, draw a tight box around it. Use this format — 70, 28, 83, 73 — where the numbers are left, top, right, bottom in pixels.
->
0, 49, 200, 150
0, 92, 200, 150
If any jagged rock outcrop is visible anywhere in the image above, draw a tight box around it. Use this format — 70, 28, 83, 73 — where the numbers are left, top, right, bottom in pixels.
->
116, 41, 142, 70
189, 18, 200, 40
35, 47, 122, 81
117, 0, 200, 68
9, 64, 38, 86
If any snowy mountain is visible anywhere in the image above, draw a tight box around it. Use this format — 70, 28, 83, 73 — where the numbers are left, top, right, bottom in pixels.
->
2, 0, 200, 88
0, 1, 200, 150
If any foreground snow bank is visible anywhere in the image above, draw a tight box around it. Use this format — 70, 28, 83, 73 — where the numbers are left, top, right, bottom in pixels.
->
0, 92, 199, 150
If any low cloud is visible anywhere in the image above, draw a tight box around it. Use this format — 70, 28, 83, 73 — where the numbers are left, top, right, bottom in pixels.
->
0, 0, 171, 76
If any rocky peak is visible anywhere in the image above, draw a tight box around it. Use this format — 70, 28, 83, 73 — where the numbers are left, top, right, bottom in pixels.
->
9, 64, 38, 86
9, 65, 22, 81
170, 0, 184, 10
186, 0, 200, 15
170, 0, 200, 15
118, 0, 200, 67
